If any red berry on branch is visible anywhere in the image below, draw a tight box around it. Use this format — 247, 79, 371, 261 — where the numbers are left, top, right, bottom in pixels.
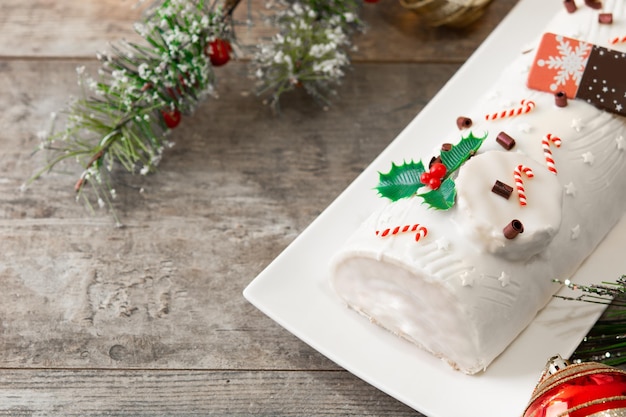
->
420, 172, 432, 185
205, 39, 231, 67
429, 162, 447, 179
161, 108, 181, 129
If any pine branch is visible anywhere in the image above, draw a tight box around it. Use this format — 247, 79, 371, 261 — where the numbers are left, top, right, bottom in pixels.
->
28, 0, 366, 221
28, 0, 240, 220
252, 0, 363, 111
555, 276, 626, 366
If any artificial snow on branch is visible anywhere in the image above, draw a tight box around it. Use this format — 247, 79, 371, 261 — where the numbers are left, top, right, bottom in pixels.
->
27, 0, 367, 221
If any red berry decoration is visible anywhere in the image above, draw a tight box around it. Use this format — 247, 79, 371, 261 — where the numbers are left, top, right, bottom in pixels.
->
420, 172, 432, 185
364, 0, 380, 3
206, 39, 231, 67
161, 108, 181, 129
429, 162, 447, 179
428, 177, 441, 190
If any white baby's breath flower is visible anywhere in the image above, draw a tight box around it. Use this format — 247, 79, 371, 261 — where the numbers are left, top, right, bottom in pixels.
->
36, 130, 47, 141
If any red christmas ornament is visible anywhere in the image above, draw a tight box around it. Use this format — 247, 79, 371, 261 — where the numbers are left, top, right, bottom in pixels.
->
161, 108, 181, 129
523, 354, 626, 417
205, 39, 231, 67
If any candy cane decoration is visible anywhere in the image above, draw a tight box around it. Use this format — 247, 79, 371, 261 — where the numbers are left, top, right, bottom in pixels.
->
485, 99, 535, 121
376, 224, 428, 242
542, 133, 562, 174
610, 36, 626, 45
513, 164, 534, 206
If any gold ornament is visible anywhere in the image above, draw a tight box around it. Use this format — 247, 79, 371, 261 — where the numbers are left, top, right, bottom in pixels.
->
399, 0, 494, 27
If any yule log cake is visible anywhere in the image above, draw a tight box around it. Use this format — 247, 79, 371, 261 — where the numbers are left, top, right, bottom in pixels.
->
330, 1, 626, 375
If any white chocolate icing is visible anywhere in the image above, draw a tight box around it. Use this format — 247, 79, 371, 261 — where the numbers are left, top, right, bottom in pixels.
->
330, 1, 626, 374
455, 151, 562, 261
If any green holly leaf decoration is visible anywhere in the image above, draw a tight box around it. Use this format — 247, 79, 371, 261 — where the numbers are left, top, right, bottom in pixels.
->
375, 131, 487, 210
440, 131, 486, 173
376, 160, 426, 201
420, 177, 456, 210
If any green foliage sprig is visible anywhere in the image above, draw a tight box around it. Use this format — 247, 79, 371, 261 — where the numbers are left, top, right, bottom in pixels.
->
252, 0, 363, 110
28, 0, 367, 221
554, 277, 626, 366
27, 0, 238, 222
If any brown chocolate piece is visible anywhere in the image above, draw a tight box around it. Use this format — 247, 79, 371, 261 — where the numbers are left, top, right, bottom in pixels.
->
429, 156, 442, 168
563, 0, 577, 13
599, 13, 613, 24
441, 143, 453, 152
584, 0, 602, 9
554, 91, 568, 107
492, 180, 514, 199
456, 116, 473, 130
503, 219, 524, 239
576, 44, 626, 117
496, 131, 516, 150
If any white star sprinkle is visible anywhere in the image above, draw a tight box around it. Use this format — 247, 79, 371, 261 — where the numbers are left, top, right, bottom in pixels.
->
436, 237, 450, 251
617, 136, 625, 151
571, 224, 581, 240
582, 151, 595, 165
460, 271, 474, 287
571, 118, 584, 132
617, 104, 624, 112
498, 271, 511, 287
518, 123, 532, 133
564, 182, 577, 197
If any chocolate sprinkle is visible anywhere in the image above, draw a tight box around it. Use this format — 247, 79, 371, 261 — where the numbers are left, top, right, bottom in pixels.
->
429, 156, 442, 168
503, 219, 524, 239
456, 116, 473, 130
496, 131, 516, 150
563, 0, 577, 13
492, 180, 514, 199
584, 0, 602, 9
554, 91, 568, 107
441, 143, 453, 152
599, 13, 613, 24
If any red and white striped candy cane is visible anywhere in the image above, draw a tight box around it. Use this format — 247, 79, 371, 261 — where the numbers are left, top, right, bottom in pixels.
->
376, 224, 428, 242
485, 99, 535, 121
542, 133, 562, 174
610, 36, 626, 45
513, 164, 534, 206
414, 225, 428, 242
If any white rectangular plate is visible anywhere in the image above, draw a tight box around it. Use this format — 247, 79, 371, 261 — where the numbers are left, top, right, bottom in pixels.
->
244, 0, 626, 415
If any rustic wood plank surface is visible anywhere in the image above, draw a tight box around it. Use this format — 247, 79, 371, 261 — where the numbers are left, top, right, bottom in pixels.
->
0, 0, 519, 416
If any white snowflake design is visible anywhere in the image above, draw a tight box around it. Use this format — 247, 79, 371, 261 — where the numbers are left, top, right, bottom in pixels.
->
537, 35, 592, 92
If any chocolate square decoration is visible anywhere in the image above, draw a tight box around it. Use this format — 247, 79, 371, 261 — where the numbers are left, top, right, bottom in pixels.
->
574, 45, 626, 116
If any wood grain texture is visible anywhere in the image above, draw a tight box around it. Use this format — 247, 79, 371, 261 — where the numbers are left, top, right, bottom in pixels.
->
2, 58, 456, 370
0, 0, 519, 61
0, 0, 521, 415
0, 369, 419, 416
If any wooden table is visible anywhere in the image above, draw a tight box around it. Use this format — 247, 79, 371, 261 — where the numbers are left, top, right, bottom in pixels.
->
0, 1, 520, 415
